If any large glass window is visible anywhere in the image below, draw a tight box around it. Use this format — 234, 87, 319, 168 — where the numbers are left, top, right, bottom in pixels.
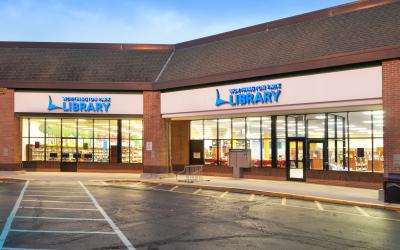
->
21, 118, 143, 163
188, 109, 383, 172
190, 120, 203, 140
232, 118, 246, 139
218, 119, 231, 139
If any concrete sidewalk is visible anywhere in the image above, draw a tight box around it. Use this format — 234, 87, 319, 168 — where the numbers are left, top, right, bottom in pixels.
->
1, 171, 398, 210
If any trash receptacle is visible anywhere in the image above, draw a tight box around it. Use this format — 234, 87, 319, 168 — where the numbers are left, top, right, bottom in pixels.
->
384, 173, 400, 203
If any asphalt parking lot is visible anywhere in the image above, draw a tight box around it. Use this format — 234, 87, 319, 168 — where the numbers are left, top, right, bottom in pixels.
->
1, 180, 400, 250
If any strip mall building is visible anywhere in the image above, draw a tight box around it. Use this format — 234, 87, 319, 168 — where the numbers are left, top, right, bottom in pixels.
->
1, 0, 400, 188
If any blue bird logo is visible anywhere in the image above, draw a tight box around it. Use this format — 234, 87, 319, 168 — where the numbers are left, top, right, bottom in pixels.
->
215, 89, 229, 106
48, 96, 61, 111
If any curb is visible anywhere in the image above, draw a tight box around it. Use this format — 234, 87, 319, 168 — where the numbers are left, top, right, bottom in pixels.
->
104, 179, 400, 212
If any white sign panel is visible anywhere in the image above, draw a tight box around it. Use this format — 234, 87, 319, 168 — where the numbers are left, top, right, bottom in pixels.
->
161, 66, 382, 116
15, 92, 143, 115
146, 142, 153, 151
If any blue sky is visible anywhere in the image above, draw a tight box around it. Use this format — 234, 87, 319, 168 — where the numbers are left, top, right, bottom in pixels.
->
0, 0, 353, 44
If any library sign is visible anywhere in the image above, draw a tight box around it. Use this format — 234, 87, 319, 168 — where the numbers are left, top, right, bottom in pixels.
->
14, 91, 143, 115
48, 95, 111, 113
215, 83, 282, 107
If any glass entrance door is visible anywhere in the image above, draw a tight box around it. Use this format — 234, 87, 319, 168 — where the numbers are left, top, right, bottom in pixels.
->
286, 138, 306, 181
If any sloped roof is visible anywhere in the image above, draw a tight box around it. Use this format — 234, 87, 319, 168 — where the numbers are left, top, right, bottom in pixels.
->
155, 0, 400, 88
0, 0, 399, 91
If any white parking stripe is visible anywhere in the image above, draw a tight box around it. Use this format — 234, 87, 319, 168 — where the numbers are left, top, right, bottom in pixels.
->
15, 216, 106, 221
0, 181, 29, 249
193, 189, 202, 194
169, 186, 179, 191
355, 206, 370, 217
19, 207, 98, 211
9, 229, 116, 235
248, 194, 255, 201
281, 197, 287, 205
24, 195, 88, 198
79, 181, 136, 250
22, 200, 92, 204
2, 247, 55, 250
25, 190, 86, 194
315, 201, 324, 211
219, 191, 229, 198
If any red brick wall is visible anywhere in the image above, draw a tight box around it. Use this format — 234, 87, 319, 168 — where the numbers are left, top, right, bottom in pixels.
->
383, 59, 400, 177
171, 120, 189, 166
0, 89, 22, 170
143, 91, 170, 173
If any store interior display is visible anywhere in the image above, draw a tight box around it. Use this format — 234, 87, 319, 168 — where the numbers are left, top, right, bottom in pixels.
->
22, 118, 143, 163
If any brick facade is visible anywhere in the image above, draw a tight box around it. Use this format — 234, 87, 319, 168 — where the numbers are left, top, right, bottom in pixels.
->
171, 120, 189, 167
383, 59, 400, 177
0, 88, 22, 170
143, 91, 170, 173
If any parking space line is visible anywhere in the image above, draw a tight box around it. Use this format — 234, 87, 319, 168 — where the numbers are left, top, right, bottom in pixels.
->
25, 190, 86, 194
15, 216, 106, 221
193, 188, 202, 195
219, 191, 229, 198
19, 207, 98, 211
9, 229, 116, 235
315, 201, 324, 211
24, 195, 88, 198
355, 206, 370, 217
248, 194, 255, 201
169, 186, 179, 191
79, 181, 136, 250
22, 200, 92, 204
281, 197, 287, 205
0, 181, 29, 249
2, 247, 55, 250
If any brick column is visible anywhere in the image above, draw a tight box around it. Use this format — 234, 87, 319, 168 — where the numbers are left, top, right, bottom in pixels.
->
383, 59, 400, 177
143, 91, 170, 173
0, 88, 22, 170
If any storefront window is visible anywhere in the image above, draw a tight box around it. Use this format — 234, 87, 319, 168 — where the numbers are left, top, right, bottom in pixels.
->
94, 138, 109, 162
262, 117, 271, 138
46, 137, 61, 162
30, 137, 45, 161
94, 120, 109, 139
78, 119, 93, 138
276, 116, 286, 138
62, 119, 77, 138
187, 109, 383, 172
30, 118, 45, 137
130, 140, 143, 163
246, 117, 260, 139
204, 140, 217, 165
110, 120, 118, 140
307, 114, 325, 139
349, 138, 372, 171
190, 120, 203, 140
218, 119, 231, 139
247, 139, 261, 167
21, 118, 143, 163
232, 118, 245, 139
262, 139, 272, 167
204, 120, 217, 139
218, 140, 231, 166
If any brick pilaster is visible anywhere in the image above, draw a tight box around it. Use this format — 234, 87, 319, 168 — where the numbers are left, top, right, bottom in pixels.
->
0, 88, 22, 170
143, 91, 170, 173
382, 59, 400, 177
